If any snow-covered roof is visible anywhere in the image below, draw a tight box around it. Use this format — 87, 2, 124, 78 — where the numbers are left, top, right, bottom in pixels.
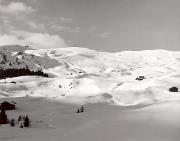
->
0, 101, 16, 105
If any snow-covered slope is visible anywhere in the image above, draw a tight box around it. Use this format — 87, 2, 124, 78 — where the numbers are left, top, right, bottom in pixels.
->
0, 45, 180, 106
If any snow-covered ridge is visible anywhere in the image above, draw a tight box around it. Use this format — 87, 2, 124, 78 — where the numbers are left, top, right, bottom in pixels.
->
0, 45, 180, 106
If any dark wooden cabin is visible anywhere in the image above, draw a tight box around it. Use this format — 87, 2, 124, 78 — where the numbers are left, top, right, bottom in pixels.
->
0, 109, 8, 124
136, 76, 146, 81
169, 87, 178, 92
0, 101, 16, 110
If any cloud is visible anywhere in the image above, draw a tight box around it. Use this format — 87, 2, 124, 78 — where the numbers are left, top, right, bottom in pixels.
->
88, 27, 111, 39
43, 16, 73, 24
50, 24, 69, 32
0, 2, 35, 15
0, 34, 23, 45
27, 21, 45, 31
0, 31, 67, 49
97, 32, 111, 38
50, 22, 80, 33
88, 27, 97, 32
0, 2, 70, 49
59, 17, 73, 23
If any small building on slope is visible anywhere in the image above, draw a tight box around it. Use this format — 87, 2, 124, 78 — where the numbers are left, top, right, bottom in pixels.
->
0, 101, 16, 110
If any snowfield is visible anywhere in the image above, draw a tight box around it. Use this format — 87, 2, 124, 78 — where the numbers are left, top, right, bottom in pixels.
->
0, 97, 180, 141
0, 46, 180, 105
0, 45, 180, 141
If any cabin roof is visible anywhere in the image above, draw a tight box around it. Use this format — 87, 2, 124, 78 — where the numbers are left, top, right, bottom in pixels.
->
170, 87, 178, 89
0, 101, 16, 105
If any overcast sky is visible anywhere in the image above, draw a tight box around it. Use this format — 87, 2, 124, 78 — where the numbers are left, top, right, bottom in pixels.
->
0, 0, 179, 51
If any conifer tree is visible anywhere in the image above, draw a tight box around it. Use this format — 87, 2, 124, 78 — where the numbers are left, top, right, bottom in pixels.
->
23, 115, 30, 127
18, 115, 22, 122
80, 106, 84, 113
20, 122, 23, 128
10, 118, 15, 127
76, 108, 80, 113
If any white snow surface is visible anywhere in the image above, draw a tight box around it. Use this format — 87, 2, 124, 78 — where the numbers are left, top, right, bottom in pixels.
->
1, 97, 180, 141
0, 45, 180, 106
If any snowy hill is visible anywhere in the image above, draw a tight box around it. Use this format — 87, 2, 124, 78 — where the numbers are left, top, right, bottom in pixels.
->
0, 45, 180, 106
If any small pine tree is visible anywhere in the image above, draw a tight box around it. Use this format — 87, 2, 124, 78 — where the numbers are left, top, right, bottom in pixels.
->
23, 116, 26, 121
20, 122, 23, 128
80, 106, 84, 113
76, 109, 80, 113
23, 116, 30, 127
10, 118, 15, 127
18, 115, 22, 122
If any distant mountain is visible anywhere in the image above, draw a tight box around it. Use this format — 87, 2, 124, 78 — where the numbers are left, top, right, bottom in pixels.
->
0, 45, 32, 52
0, 45, 180, 105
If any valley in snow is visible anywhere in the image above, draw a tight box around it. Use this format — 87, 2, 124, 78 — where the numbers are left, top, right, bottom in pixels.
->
0, 45, 180, 141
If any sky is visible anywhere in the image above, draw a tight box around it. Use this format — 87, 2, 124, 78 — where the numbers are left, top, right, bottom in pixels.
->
0, 0, 180, 52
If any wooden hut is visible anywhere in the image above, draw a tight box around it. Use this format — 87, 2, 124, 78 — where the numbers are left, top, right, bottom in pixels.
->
169, 87, 178, 92
136, 76, 146, 81
0, 109, 8, 124
0, 101, 16, 110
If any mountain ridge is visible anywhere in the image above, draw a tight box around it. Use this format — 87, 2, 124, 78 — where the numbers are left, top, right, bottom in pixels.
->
0, 45, 179, 106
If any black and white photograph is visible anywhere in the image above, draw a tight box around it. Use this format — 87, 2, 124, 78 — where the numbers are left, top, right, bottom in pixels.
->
0, 0, 180, 141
